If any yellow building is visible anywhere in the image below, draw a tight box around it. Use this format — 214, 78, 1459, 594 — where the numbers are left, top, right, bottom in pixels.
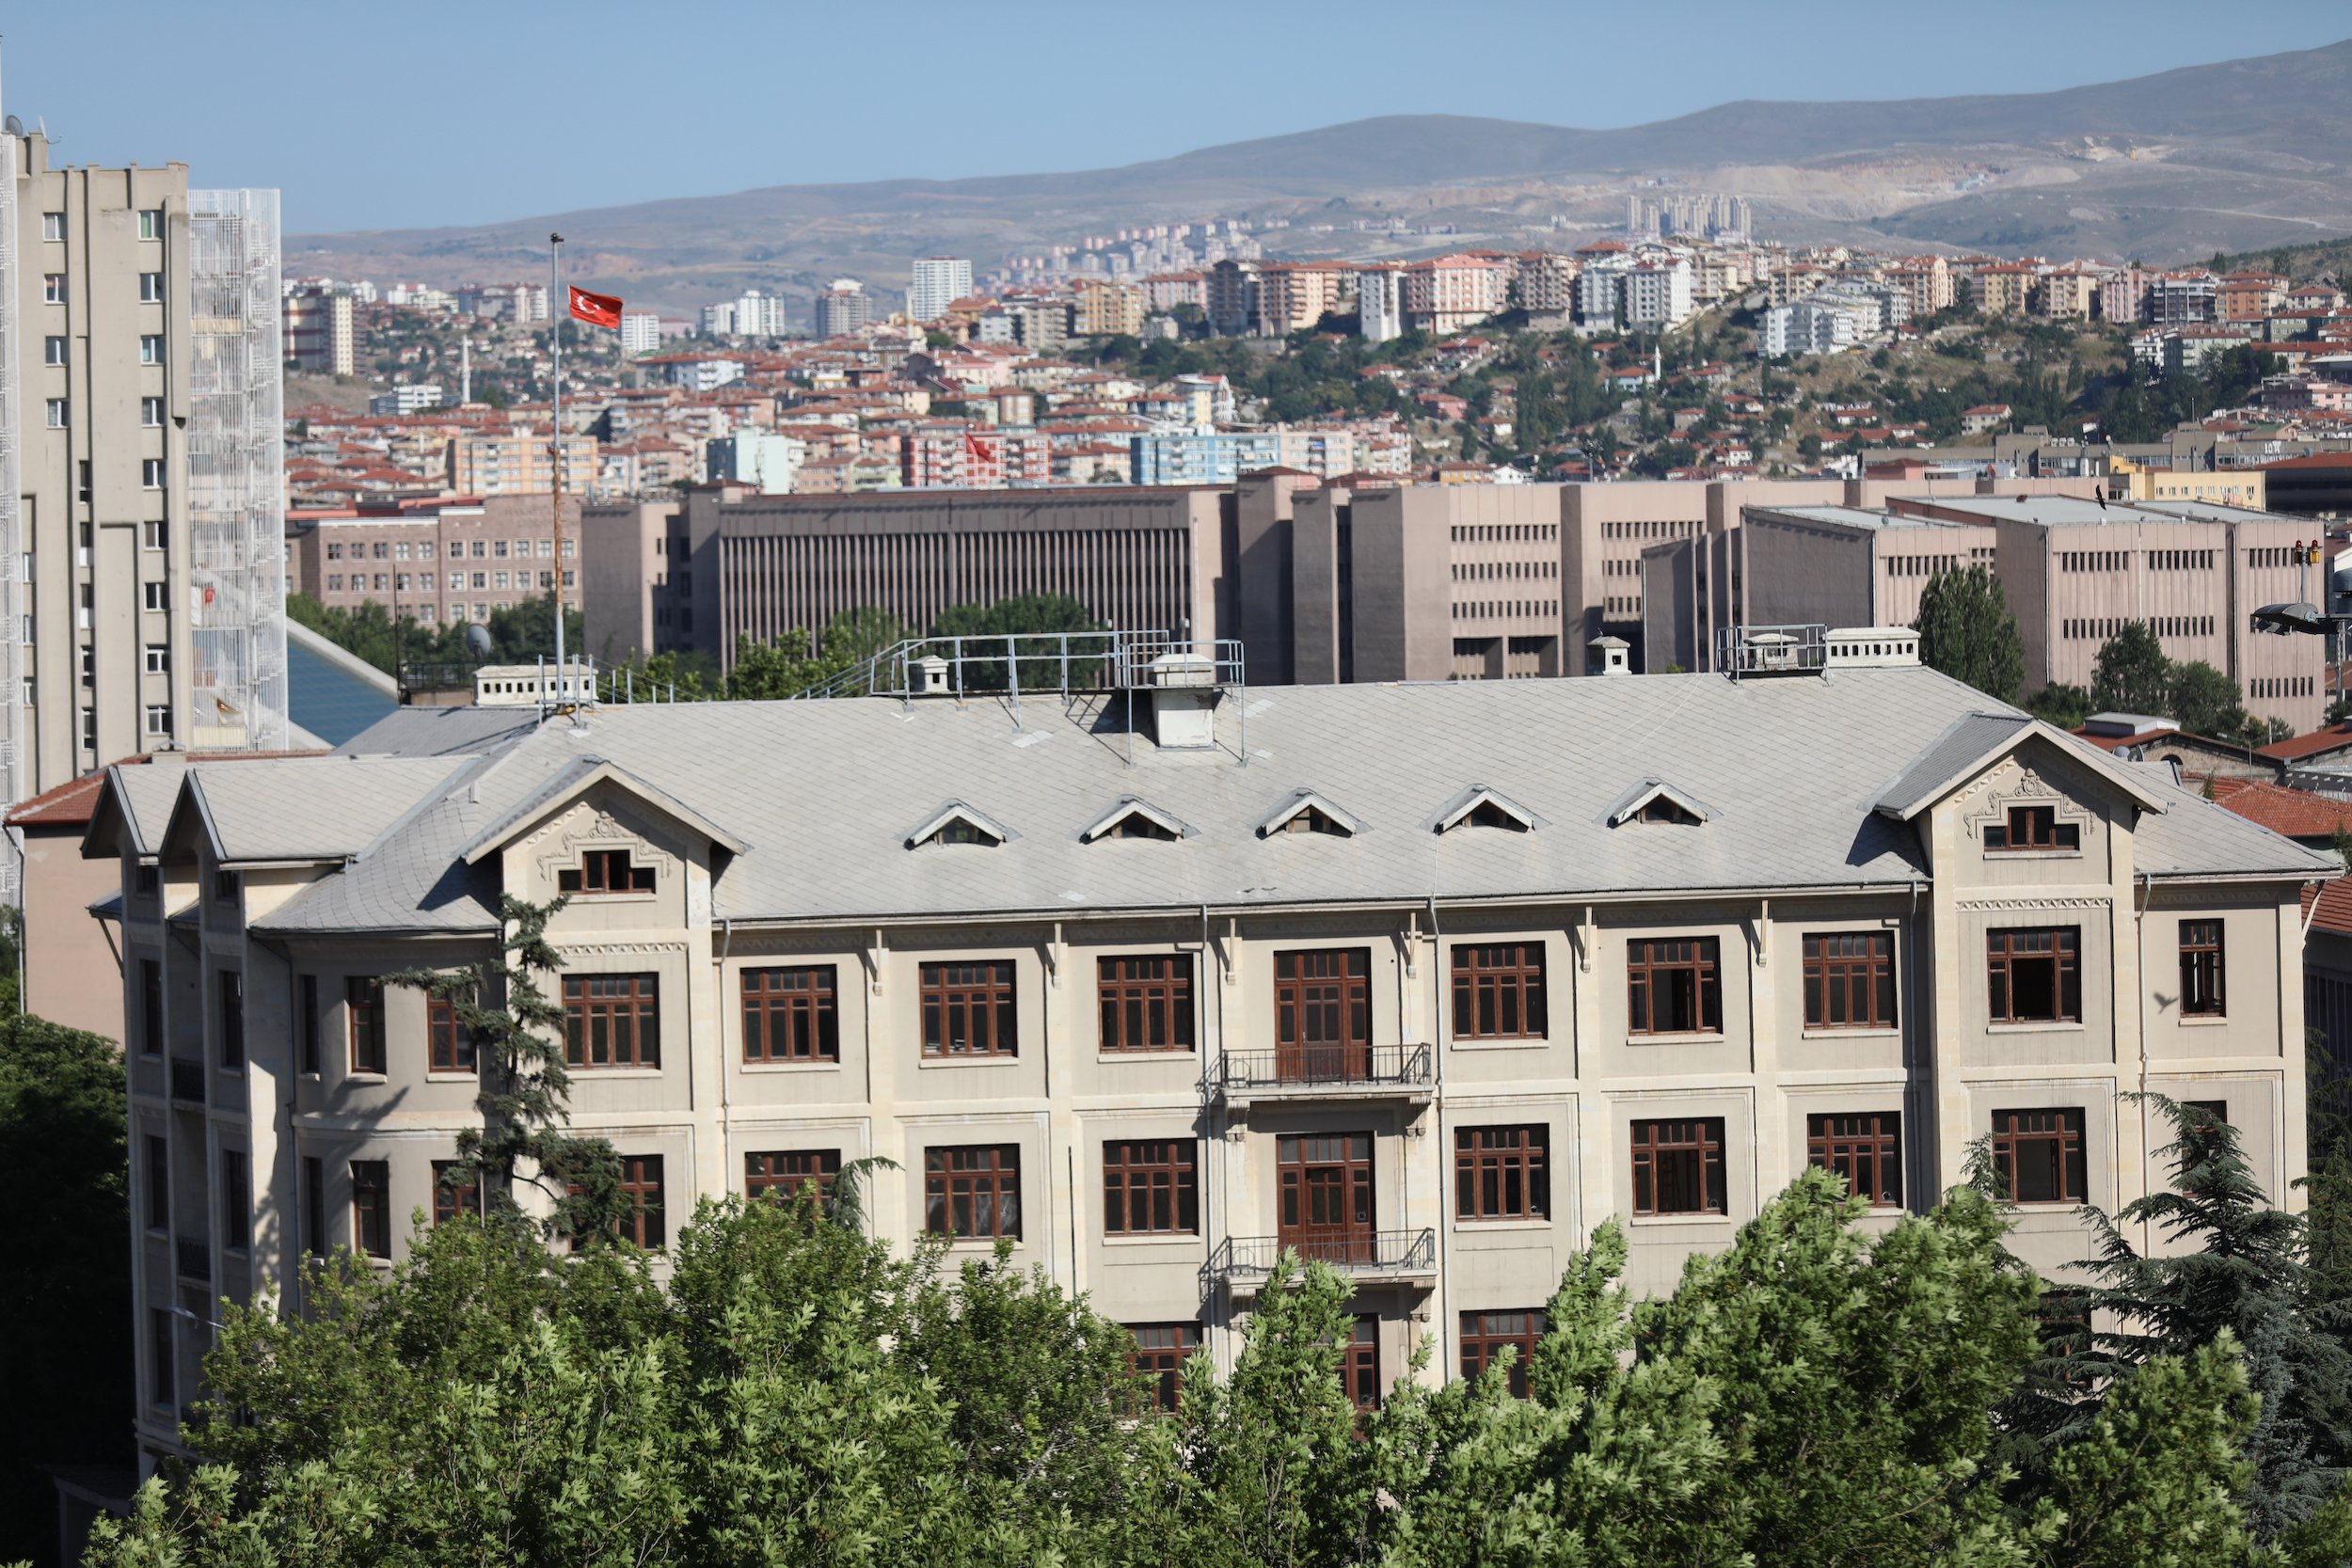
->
1074, 279, 1145, 339
2111, 458, 2266, 510
1968, 263, 2039, 317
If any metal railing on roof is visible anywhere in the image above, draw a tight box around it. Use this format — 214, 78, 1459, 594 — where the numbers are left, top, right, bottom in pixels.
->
1716, 623, 1830, 680
792, 628, 1245, 704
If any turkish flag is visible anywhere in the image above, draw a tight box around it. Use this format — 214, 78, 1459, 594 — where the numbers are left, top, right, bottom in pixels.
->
963, 430, 992, 463
568, 286, 622, 329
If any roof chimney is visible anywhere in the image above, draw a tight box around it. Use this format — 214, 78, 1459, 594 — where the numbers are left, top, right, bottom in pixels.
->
1588, 635, 1631, 677
1145, 652, 1220, 748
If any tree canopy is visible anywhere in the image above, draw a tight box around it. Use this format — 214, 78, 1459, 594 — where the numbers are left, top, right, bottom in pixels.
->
87, 1147, 2352, 1568
1915, 564, 2026, 704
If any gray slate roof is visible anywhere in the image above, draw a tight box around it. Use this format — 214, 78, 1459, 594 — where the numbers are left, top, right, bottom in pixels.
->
174, 756, 472, 864
224, 665, 2334, 937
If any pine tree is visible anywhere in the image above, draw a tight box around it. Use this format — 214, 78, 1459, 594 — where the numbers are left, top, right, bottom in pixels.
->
2071, 1095, 2352, 1536
390, 895, 626, 1243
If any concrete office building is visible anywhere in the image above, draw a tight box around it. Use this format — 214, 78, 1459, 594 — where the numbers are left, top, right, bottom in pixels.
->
89, 654, 2327, 1467
812, 279, 872, 339
287, 495, 580, 626
0, 118, 288, 823
1653, 496, 2329, 733
909, 257, 974, 324
583, 485, 1226, 673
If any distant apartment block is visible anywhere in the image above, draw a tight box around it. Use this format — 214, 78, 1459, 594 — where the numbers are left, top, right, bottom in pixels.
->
446, 425, 597, 496
367, 384, 445, 417
283, 282, 357, 375
909, 257, 975, 323
706, 432, 806, 494
619, 310, 661, 354
812, 279, 871, 338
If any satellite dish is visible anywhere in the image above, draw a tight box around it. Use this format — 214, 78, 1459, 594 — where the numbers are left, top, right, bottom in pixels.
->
2, 117, 22, 136
464, 623, 493, 658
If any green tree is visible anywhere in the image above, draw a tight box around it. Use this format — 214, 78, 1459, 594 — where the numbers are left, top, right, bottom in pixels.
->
1915, 564, 2026, 704
2026, 683, 2095, 729
0, 1011, 131, 1565
2069, 1097, 2352, 1536
929, 593, 1110, 690
2171, 659, 2251, 739
389, 895, 624, 1243
2091, 621, 2173, 715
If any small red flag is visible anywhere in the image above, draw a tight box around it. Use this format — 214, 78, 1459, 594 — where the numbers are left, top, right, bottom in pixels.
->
963, 430, 992, 463
568, 285, 622, 329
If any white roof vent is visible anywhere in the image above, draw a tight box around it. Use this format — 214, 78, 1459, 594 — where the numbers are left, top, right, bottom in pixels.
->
1145, 652, 1221, 749
1823, 626, 1921, 668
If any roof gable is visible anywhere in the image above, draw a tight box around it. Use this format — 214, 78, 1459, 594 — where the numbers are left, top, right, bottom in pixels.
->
457, 757, 750, 866
1257, 788, 1364, 838
1871, 713, 2168, 822
1605, 778, 1715, 827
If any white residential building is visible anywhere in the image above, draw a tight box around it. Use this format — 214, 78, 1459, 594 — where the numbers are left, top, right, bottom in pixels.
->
1621, 258, 1693, 330
620, 311, 661, 355
1358, 266, 1404, 343
910, 257, 975, 323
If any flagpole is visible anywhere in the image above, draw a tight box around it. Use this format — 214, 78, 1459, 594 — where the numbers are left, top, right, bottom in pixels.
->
550, 232, 568, 703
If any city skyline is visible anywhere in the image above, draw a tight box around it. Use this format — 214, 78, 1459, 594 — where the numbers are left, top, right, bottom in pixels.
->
0, 4, 2344, 233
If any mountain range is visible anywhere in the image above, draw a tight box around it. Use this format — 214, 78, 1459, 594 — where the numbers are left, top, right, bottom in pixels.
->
288, 39, 2352, 314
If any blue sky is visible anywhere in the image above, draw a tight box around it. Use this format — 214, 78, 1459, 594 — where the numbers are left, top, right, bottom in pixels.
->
6, 1, 2347, 236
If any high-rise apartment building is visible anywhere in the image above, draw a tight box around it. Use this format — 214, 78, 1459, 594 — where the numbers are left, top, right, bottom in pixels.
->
281, 283, 356, 375
812, 278, 871, 338
908, 256, 974, 323
618, 310, 661, 355
0, 117, 288, 826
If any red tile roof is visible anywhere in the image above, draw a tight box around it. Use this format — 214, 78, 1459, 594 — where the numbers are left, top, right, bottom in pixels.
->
2211, 778, 2352, 839
2305, 879, 2352, 938
2257, 724, 2352, 762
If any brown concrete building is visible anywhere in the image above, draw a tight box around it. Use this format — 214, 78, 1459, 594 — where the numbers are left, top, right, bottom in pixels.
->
287, 495, 580, 626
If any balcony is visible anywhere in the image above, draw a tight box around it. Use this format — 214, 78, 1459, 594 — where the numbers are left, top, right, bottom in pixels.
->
1215, 1044, 1433, 1108
168, 1057, 206, 1104
1208, 1229, 1438, 1295
174, 1234, 211, 1283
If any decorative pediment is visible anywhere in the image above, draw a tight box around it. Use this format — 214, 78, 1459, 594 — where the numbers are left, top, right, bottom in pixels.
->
1080, 797, 1194, 843
904, 800, 1015, 849
1257, 788, 1364, 838
1605, 778, 1714, 828
531, 803, 679, 895
1962, 765, 2092, 852
1432, 784, 1538, 834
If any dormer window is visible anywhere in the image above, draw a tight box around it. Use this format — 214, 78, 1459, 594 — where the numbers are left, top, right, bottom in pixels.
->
1639, 798, 1699, 826
1606, 780, 1712, 829
1986, 805, 2078, 853
1459, 800, 1528, 832
559, 847, 655, 895
214, 868, 240, 903
905, 801, 1013, 849
1434, 785, 1536, 835
1081, 798, 1192, 844
1257, 789, 1362, 839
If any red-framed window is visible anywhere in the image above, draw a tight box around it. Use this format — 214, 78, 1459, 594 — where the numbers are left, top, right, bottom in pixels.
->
1454, 1125, 1549, 1220
1459, 1308, 1546, 1396
742, 966, 840, 1062
557, 847, 654, 895
920, 961, 1018, 1058
2180, 920, 2225, 1017
1803, 932, 1896, 1029
1452, 943, 1548, 1039
1987, 928, 2080, 1024
1627, 938, 1722, 1035
428, 993, 475, 1072
747, 1148, 840, 1204
925, 1144, 1021, 1240
1807, 1112, 1901, 1207
1127, 1323, 1200, 1413
1991, 1108, 2087, 1204
563, 974, 660, 1068
1097, 955, 1195, 1052
1629, 1118, 1726, 1215
1103, 1139, 1199, 1235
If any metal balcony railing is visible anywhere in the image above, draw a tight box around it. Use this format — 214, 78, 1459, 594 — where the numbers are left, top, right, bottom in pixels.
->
1216, 1044, 1433, 1096
1209, 1228, 1438, 1284
169, 1057, 206, 1103
174, 1234, 211, 1283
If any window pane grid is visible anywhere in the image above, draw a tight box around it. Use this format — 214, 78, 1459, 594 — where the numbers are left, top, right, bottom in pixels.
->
1097, 955, 1195, 1052
1629, 1117, 1726, 1215
563, 974, 660, 1068
1452, 943, 1548, 1039
1454, 1125, 1549, 1221
1459, 1308, 1547, 1395
1127, 1323, 1200, 1413
1806, 1112, 1902, 1206
428, 993, 475, 1072
742, 966, 841, 1062
1987, 927, 2081, 1024
1103, 1138, 1199, 1234
1627, 937, 1723, 1035
1991, 1108, 2087, 1204
748, 1148, 841, 1203
1802, 931, 1896, 1029
921, 961, 1018, 1057
925, 1144, 1021, 1239
2180, 920, 2225, 1017
347, 977, 386, 1074
351, 1160, 390, 1259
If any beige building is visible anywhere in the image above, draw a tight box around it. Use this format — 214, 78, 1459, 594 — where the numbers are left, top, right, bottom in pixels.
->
282, 285, 355, 376
1074, 279, 1146, 339
447, 424, 597, 497
1, 125, 290, 818
89, 658, 2327, 1466
287, 496, 580, 626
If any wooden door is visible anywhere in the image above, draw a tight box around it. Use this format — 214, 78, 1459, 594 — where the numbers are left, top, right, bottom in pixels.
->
1275, 948, 1371, 1081
1279, 1132, 1374, 1264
